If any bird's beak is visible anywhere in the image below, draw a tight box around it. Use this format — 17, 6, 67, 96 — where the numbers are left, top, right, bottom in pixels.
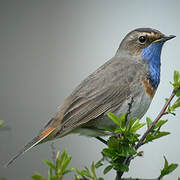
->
162, 35, 176, 42
153, 35, 176, 43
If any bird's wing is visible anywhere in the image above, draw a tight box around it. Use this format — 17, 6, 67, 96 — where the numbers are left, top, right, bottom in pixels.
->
55, 57, 145, 136
58, 84, 130, 136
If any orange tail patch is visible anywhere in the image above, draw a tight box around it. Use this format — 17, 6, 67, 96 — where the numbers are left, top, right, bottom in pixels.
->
39, 127, 56, 139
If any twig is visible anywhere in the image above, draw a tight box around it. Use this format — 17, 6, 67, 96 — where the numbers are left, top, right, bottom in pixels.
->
125, 97, 134, 126
135, 90, 176, 150
50, 142, 56, 165
95, 136, 107, 145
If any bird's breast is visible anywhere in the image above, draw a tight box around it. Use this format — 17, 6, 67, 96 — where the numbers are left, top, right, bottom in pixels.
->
141, 76, 156, 99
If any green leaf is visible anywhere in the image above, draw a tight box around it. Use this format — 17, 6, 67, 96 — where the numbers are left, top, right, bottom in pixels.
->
57, 150, 69, 176
107, 136, 120, 149
146, 131, 170, 142
83, 167, 93, 178
127, 134, 139, 143
128, 117, 139, 130
130, 122, 145, 132
171, 98, 180, 111
91, 162, 97, 178
0, 120, 3, 127
126, 145, 137, 156
164, 156, 169, 169
120, 145, 136, 157
173, 71, 180, 90
56, 152, 61, 169
61, 157, 72, 174
31, 173, 48, 180
115, 163, 129, 172
56, 151, 60, 159
174, 70, 180, 84
114, 128, 124, 133
167, 164, 178, 174
103, 165, 113, 174
146, 117, 152, 128
75, 168, 83, 176
43, 160, 56, 170
74, 174, 80, 180
159, 156, 178, 179
176, 89, 180, 97
107, 112, 120, 126
48, 167, 53, 179
119, 113, 126, 128
155, 120, 168, 129
95, 160, 104, 168
49, 176, 56, 180
63, 168, 75, 175
102, 148, 116, 159
160, 163, 178, 179
98, 178, 104, 180
59, 150, 66, 167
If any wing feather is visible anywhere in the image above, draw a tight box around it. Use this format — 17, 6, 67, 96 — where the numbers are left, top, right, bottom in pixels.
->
53, 56, 147, 136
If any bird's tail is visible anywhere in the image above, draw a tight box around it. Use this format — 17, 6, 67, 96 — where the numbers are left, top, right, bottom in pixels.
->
5, 120, 58, 167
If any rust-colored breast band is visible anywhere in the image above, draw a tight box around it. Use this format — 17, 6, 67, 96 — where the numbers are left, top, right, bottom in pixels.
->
141, 77, 156, 99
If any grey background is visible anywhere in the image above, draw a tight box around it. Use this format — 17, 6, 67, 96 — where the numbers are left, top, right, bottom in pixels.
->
0, 0, 180, 179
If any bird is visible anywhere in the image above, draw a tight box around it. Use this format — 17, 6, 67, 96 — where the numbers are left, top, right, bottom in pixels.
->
6, 28, 175, 167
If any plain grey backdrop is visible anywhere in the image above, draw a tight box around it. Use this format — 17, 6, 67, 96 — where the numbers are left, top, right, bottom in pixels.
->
0, 0, 180, 179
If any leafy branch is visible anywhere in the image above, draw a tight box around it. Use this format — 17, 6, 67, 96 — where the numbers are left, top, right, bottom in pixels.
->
32, 150, 74, 180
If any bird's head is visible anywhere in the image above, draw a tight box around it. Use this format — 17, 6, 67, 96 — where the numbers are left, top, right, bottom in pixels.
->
118, 28, 175, 58
117, 28, 176, 89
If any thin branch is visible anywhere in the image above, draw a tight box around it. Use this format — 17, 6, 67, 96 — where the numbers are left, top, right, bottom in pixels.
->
125, 97, 134, 126
50, 142, 56, 165
95, 136, 107, 145
135, 90, 176, 150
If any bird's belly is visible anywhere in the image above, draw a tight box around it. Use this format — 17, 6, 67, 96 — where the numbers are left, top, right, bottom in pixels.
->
97, 91, 152, 129
115, 91, 152, 120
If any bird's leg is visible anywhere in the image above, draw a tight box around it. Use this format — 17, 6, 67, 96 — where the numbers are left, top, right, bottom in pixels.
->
95, 136, 107, 145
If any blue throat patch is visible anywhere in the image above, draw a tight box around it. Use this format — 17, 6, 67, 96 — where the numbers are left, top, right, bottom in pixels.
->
141, 42, 164, 89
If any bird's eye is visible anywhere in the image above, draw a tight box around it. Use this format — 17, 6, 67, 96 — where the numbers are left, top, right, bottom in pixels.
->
138, 36, 146, 43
